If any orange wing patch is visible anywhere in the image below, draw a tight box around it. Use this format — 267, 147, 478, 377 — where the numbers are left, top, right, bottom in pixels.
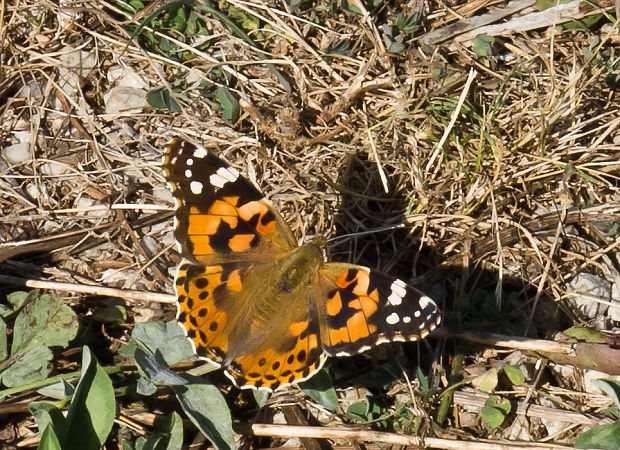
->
225, 314, 325, 390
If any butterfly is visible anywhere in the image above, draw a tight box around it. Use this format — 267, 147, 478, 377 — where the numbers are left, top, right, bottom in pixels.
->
163, 139, 441, 391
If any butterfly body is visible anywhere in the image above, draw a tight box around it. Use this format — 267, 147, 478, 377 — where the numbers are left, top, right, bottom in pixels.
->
164, 139, 441, 391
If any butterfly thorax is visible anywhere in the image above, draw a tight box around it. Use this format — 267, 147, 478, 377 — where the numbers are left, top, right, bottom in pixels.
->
274, 244, 323, 293
223, 243, 323, 360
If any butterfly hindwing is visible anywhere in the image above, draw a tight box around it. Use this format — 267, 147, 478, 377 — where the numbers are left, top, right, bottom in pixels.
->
316, 263, 441, 356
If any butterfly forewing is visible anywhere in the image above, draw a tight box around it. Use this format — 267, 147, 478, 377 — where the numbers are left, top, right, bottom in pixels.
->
163, 140, 296, 265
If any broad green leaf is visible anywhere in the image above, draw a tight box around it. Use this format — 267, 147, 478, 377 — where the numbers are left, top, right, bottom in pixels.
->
132, 321, 195, 366
7, 291, 32, 309
0, 317, 6, 361
147, 88, 180, 112
481, 403, 506, 429
575, 421, 620, 449
300, 370, 338, 411
118, 340, 138, 359
39, 425, 62, 450
481, 396, 510, 429
0, 304, 13, 318
137, 376, 158, 395
253, 389, 269, 408
215, 87, 239, 123
563, 326, 607, 343
1, 345, 52, 387
174, 379, 234, 450
143, 411, 184, 450
133, 348, 188, 386
486, 395, 511, 414
11, 294, 78, 355
347, 400, 370, 421
503, 365, 525, 386
30, 401, 68, 444
63, 347, 115, 450
37, 377, 75, 400
93, 305, 127, 325
472, 368, 498, 392
472, 34, 495, 56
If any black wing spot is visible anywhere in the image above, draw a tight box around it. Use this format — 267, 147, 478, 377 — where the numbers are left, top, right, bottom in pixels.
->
297, 350, 307, 362
194, 278, 208, 289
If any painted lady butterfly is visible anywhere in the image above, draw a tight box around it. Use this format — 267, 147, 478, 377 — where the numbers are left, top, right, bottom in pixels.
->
164, 139, 441, 391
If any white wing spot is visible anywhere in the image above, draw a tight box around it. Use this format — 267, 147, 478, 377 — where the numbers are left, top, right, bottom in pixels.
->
419, 296, 433, 309
193, 147, 208, 158
190, 181, 203, 195
403, 316, 411, 323
386, 312, 400, 325
209, 173, 227, 188
185, 169, 192, 178
186, 158, 194, 166
421, 330, 430, 338
414, 310, 421, 318
217, 166, 239, 182
170, 156, 178, 165
210, 167, 239, 188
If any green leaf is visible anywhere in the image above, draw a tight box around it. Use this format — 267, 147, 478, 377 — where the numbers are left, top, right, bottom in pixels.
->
503, 365, 525, 386
143, 411, 184, 450
30, 401, 68, 444
11, 294, 78, 355
481, 396, 510, 429
381, 24, 405, 53
137, 376, 158, 396
481, 404, 506, 429
1, 345, 52, 387
0, 303, 13, 318
396, 13, 419, 34
472, 34, 495, 56
575, 421, 620, 449
63, 347, 115, 450
7, 291, 32, 309
93, 305, 127, 325
39, 424, 63, 450
37, 377, 75, 400
563, 326, 607, 343
133, 348, 187, 386
0, 317, 6, 361
299, 370, 338, 411
147, 88, 181, 112
215, 87, 239, 123
253, 389, 269, 408
174, 379, 234, 450
347, 400, 369, 421
132, 321, 195, 366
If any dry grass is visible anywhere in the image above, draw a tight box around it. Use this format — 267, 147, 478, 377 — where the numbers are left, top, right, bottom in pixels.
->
0, 0, 619, 447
